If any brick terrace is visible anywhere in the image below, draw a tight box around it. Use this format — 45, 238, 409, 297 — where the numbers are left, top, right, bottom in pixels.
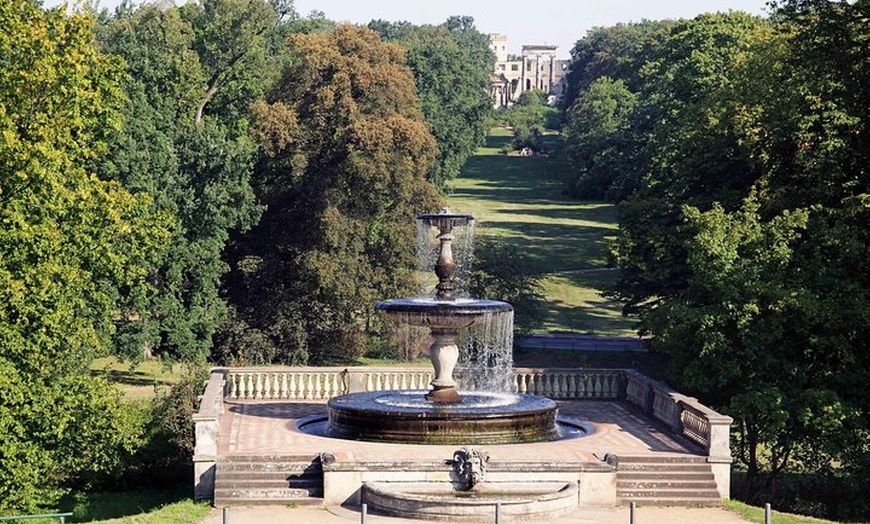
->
219, 399, 700, 463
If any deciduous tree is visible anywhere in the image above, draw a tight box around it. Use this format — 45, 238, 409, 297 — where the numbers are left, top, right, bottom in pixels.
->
0, 1, 170, 510
224, 25, 441, 364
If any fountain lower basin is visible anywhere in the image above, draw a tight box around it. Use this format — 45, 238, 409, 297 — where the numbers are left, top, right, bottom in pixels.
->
324, 390, 561, 444
363, 481, 578, 521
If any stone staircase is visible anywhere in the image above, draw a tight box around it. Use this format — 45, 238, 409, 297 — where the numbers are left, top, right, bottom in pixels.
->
615, 455, 722, 507
214, 454, 324, 507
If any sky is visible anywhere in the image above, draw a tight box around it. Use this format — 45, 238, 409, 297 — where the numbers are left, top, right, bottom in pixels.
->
51, 0, 772, 59
291, 0, 772, 59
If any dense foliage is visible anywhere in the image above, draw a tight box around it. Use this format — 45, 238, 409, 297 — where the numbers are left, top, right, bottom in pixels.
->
95, 0, 269, 363
561, 1, 868, 517
368, 16, 495, 190
0, 1, 172, 511
221, 24, 441, 365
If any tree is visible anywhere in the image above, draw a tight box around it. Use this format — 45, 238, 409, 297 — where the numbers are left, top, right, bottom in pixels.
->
97, 0, 266, 362
562, 76, 640, 200
605, 2, 869, 515
562, 20, 673, 109
223, 25, 441, 364
469, 237, 546, 334
0, 1, 171, 510
369, 17, 494, 190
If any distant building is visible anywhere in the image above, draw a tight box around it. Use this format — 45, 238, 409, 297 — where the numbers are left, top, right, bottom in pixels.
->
488, 34, 570, 108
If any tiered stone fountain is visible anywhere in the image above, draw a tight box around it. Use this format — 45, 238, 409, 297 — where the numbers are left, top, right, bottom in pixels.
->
326, 210, 561, 444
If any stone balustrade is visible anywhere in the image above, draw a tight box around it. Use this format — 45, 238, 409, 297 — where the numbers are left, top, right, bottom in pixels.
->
222, 367, 626, 401
193, 369, 226, 501
513, 368, 623, 399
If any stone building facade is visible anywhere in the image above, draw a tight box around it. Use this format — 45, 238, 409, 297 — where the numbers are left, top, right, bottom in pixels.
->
489, 34, 570, 108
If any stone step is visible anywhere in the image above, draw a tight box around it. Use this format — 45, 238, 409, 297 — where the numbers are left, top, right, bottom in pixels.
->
213, 496, 325, 508
618, 463, 711, 472
618, 471, 714, 481
216, 464, 320, 474
217, 462, 322, 474
615, 455, 707, 464
214, 454, 325, 507
216, 470, 322, 481
219, 454, 321, 463
618, 495, 722, 507
215, 487, 323, 500
617, 480, 718, 490
216, 478, 323, 490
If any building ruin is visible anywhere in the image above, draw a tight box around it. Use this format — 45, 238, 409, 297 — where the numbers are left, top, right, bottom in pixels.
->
489, 34, 570, 108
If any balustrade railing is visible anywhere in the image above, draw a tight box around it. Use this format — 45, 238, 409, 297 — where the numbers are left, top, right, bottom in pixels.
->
222, 367, 624, 400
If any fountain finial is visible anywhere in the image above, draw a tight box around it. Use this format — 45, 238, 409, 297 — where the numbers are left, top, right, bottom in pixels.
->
417, 210, 474, 301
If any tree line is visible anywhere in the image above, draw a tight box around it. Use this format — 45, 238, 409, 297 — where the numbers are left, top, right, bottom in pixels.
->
0, 0, 494, 511
559, 0, 867, 518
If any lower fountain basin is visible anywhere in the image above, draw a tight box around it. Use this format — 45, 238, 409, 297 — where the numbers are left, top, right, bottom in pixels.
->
363, 481, 578, 521
326, 390, 560, 444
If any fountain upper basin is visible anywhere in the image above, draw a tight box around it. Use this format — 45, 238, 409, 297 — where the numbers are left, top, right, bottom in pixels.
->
376, 298, 512, 329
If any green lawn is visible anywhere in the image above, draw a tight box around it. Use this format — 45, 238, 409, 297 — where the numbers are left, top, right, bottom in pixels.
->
447, 129, 635, 336
90, 356, 187, 400
724, 500, 867, 524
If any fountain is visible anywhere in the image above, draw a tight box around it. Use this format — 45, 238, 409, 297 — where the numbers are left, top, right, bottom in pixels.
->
325, 209, 561, 445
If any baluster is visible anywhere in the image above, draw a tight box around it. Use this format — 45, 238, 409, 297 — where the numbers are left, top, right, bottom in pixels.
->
228, 374, 238, 399
576, 374, 587, 397
567, 374, 577, 398
286, 374, 296, 399
251, 373, 260, 399
299, 373, 308, 398
245, 373, 254, 399
314, 373, 323, 398
331, 372, 341, 397
516, 373, 526, 394
303, 373, 312, 399
334, 372, 344, 396
262, 373, 272, 399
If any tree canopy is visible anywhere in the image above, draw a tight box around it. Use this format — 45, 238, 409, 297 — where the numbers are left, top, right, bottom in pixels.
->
368, 16, 494, 190
561, 2, 869, 514
222, 24, 441, 365
0, 1, 172, 510
96, 0, 267, 362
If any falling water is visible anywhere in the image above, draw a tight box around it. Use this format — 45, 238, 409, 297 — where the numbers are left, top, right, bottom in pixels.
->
457, 310, 514, 392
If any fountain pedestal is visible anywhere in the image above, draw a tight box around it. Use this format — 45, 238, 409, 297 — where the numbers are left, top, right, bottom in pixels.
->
425, 328, 461, 404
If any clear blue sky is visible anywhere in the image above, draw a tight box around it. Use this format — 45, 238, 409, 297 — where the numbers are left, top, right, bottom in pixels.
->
52, 0, 772, 59
294, 0, 771, 58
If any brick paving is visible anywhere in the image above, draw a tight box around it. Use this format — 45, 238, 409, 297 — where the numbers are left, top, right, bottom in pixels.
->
220, 399, 699, 462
